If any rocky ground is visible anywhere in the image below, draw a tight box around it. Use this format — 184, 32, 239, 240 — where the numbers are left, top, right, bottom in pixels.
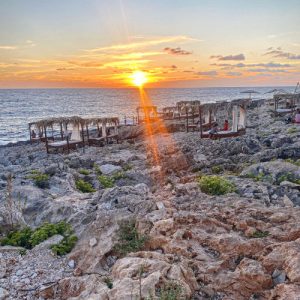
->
0, 104, 300, 300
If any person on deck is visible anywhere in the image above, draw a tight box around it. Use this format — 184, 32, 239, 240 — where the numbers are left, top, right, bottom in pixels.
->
223, 120, 229, 131
208, 122, 219, 138
31, 130, 36, 138
295, 109, 300, 123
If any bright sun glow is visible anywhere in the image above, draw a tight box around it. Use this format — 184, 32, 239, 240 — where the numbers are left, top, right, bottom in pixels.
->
131, 71, 148, 87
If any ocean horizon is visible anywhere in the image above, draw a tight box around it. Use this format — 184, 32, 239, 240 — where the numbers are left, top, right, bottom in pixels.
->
0, 86, 294, 145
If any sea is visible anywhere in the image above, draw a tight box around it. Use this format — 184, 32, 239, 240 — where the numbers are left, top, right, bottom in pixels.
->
0, 87, 294, 145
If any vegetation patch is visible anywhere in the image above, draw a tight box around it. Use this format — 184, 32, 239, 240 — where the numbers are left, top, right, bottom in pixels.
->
285, 158, 300, 167
103, 277, 113, 289
114, 219, 148, 256
98, 175, 115, 188
78, 169, 90, 175
1, 221, 77, 255
198, 175, 236, 195
29, 170, 49, 189
98, 171, 126, 188
75, 179, 96, 193
147, 281, 183, 300
211, 165, 222, 174
287, 127, 298, 134
251, 230, 269, 238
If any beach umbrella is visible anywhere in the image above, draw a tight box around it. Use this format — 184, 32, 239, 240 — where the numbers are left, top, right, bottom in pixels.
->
264, 88, 287, 95
240, 89, 259, 99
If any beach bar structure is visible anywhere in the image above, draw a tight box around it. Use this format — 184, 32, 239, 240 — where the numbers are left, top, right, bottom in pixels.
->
86, 117, 119, 146
199, 99, 249, 138
29, 116, 86, 153
29, 116, 120, 153
271, 93, 300, 116
136, 106, 158, 124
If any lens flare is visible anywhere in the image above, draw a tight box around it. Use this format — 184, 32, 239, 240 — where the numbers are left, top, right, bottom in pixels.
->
131, 71, 148, 87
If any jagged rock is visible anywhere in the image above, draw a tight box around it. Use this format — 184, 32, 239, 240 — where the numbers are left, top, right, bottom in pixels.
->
0, 288, 9, 300
100, 164, 122, 175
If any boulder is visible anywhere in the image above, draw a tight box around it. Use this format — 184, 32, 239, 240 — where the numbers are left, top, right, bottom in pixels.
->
100, 164, 122, 175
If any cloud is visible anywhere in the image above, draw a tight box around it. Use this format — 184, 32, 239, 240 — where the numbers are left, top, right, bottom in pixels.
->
196, 71, 218, 76
227, 72, 242, 76
85, 36, 197, 53
56, 68, 75, 71
211, 62, 291, 68
264, 47, 300, 60
247, 68, 287, 73
0, 45, 17, 50
164, 47, 192, 55
210, 53, 245, 61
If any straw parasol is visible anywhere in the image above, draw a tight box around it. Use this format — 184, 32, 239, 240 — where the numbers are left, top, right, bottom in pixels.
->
240, 89, 259, 99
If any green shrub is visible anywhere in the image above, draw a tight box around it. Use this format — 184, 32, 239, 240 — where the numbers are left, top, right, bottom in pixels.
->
114, 220, 148, 256
287, 127, 298, 134
98, 175, 115, 188
75, 179, 96, 193
79, 169, 90, 175
1, 221, 77, 255
198, 175, 236, 195
122, 164, 133, 171
147, 282, 182, 300
285, 158, 300, 166
30, 222, 72, 247
211, 165, 222, 174
1, 227, 33, 248
93, 163, 102, 175
51, 235, 78, 256
29, 171, 49, 189
103, 277, 113, 289
251, 230, 269, 238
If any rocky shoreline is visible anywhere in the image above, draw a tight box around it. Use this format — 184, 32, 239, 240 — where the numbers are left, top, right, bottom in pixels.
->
0, 104, 300, 300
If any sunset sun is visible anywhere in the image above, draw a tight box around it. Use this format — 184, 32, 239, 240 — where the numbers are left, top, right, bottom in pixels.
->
131, 71, 148, 87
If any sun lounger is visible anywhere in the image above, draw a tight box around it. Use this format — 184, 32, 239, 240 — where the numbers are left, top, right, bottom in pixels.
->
201, 129, 246, 139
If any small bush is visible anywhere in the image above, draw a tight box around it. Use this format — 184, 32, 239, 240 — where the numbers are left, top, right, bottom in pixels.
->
147, 281, 182, 300
93, 163, 102, 175
98, 175, 114, 188
29, 171, 49, 189
287, 127, 298, 134
198, 175, 236, 195
1, 221, 77, 256
75, 179, 96, 193
114, 220, 148, 256
1, 227, 33, 248
122, 164, 133, 171
211, 165, 222, 174
79, 169, 90, 175
285, 158, 300, 166
51, 235, 78, 256
251, 230, 269, 238
103, 277, 113, 289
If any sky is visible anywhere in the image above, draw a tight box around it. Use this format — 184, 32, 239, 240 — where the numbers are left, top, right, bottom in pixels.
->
0, 0, 300, 88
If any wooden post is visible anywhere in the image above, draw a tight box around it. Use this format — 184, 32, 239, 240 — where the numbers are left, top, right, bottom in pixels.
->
81, 123, 85, 152
66, 134, 70, 154
186, 107, 189, 132
137, 109, 140, 124
86, 123, 90, 146
60, 123, 63, 140
29, 124, 32, 143
44, 126, 49, 154
51, 124, 54, 141
199, 107, 203, 138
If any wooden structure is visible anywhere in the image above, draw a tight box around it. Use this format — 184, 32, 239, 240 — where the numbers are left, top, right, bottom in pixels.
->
29, 116, 120, 153
136, 106, 158, 124
29, 116, 85, 153
271, 93, 300, 116
199, 99, 249, 139
86, 117, 119, 146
